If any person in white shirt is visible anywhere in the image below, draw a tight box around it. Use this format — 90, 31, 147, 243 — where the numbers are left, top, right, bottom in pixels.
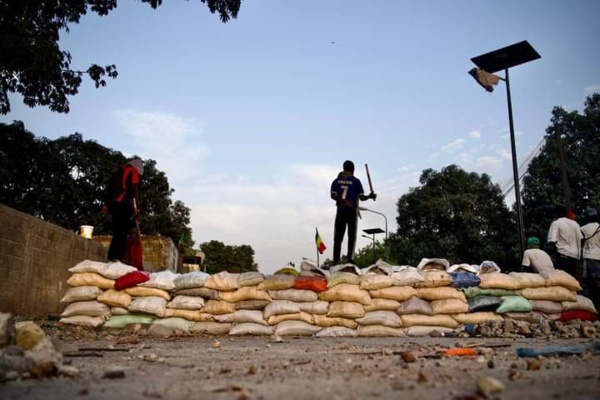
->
521, 236, 555, 275
547, 204, 583, 283
581, 207, 600, 308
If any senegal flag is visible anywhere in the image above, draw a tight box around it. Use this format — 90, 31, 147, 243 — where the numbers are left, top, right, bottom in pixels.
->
315, 228, 327, 254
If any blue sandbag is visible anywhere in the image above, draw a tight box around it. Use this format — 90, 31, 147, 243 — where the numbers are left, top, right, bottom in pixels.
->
450, 272, 481, 288
516, 341, 600, 357
468, 295, 503, 313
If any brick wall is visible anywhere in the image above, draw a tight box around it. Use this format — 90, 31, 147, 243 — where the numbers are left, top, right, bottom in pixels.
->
0, 204, 107, 318
93, 235, 179, 272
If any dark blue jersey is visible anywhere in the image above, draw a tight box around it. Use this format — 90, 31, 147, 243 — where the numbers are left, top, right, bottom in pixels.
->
331, 174, 364, 208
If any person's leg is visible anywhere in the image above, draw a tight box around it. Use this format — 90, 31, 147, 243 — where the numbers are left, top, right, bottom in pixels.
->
346, 212, 358, 264
108, 203, 131, 261
333, 209, 347, 265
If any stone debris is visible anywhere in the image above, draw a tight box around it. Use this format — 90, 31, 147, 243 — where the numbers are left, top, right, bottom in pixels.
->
477, 376, 505, 397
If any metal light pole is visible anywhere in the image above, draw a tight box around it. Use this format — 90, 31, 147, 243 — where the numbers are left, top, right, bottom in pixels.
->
470, 40, 541, 255
359, 207, 388, 241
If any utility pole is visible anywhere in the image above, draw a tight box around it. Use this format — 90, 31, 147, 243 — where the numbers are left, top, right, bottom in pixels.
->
554, 124, 572, 215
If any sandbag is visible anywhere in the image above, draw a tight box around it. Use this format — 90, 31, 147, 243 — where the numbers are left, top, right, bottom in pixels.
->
449, 272, 480, 289
297, 301, 329, 315
204, 271, 240, 292
235, 300, 271, 311
416, 258, 449, 271
191, 322, 231, 335
114, 271, 151, 291
327, 301, 365, 319
541, 270, 582, 291
508, 272, 546, 289
61, 300, 111, 318
478, 273, 520, 290
269, 288, 318, 302
15, 321, 45, 350
148, 317, 193, 336
359, 275, 395, 290
495, 296, 532, 314
60, 286, 103, 304
390, 266, 424, 286
128, 296, 167, 318
520, 286, 578, 302
358, 325, 406, 337
417, 287, 466, 302
395, 297, 433, 315
238, 271, 265, 287
452, 312, 503, 324
313, 314, 358, 329
103, 314, 154, 328
267, 312, 314, 326
327, 272, 361, 288
97, 289, 132, 308
530, 300, 563, 314
315, 326, 358, 338
263, 300, 301, 318
562, 295, 597, 313
111, 307, 130, 315
430, 298, 469, 314
356, 311, 402, 328
468, 296, 502, 313
414, 270, 453, 288
257, 274, 295, 290
67, 272, 115, 290
400, 314, 459, 328
215, 310, 268, 325
69, 260, 136, 279
274, 267, 299, 276
60, 315, 106, 328
293, 276, 328, 293
174, 287, 220, 300
319, 284, 371, 305
461, 287, 517, 299
274, 320, 321, 336
406, 326, 454, 337
125, 286, 171, 300
203, 300, 236, 315
219, 287, 272, 303
139, 270, 180, 291
164, 309, 214, 322
559, 309, 597, 322
173, 271, 210, 290
364, 298, 401, 312
228, 323, 274, 336
369, 286, 417, 302
167, 295, 205, 310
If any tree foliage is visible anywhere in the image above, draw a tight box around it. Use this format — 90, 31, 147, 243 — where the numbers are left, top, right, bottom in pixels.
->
353, 241, 388, 268
199, 240, 257, 274
522, 93, 600, 237
0, 121, 193, 247
0, 0, 242, 114
387, 165, 519, 269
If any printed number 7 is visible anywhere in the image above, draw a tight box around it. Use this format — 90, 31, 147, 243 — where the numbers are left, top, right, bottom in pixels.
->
341, 185, 348, 199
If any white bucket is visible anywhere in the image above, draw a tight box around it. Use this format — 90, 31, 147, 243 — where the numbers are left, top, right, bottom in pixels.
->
80, 225, 94, 239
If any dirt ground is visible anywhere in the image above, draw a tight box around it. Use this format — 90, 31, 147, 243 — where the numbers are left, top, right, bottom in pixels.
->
1, 328, 600, 400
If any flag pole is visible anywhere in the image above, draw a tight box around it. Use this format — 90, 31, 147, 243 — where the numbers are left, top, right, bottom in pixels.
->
316, 227, 320, 267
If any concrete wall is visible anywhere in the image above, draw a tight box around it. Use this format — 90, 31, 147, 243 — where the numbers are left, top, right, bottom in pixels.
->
93, 235, 179, 272
0, 204, 107, 318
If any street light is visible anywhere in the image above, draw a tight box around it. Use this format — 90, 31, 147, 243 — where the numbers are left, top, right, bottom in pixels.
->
361, 234, 375, 247
469, 40, 541, 255
362, 228, 384, 248
359, 207, 388, 241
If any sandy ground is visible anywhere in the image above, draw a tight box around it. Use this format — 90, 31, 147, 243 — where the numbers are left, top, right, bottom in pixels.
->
1, 332, 600, 400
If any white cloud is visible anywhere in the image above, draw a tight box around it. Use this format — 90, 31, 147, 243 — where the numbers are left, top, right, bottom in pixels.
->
442, 138, 464, 153
585, 84, 600, 94
468, 130, 481, 139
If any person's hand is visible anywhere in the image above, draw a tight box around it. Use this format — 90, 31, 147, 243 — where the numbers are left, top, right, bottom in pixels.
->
370, 192, 377, 200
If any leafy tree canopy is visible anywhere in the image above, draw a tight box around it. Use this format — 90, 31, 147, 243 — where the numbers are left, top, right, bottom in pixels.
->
199, 240, 257, 274
0, 0, 242, 114
387, 165, 519, 269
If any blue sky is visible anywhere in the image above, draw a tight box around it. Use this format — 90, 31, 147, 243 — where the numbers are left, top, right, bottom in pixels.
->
3, 0, 599, 273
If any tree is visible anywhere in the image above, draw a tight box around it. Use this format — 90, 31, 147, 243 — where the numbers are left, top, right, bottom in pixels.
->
353, 241, 387, 268
199, 240, 258, 274
387, 165, 519, 269
0, 0, 242, 114
522, 93, 600, 236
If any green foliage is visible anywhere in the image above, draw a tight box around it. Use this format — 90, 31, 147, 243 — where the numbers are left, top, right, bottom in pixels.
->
387, 165, 519, 269
199, 240, 258, 274
522, 93, 600, 234
0, 0, 242, 114
353, 241, 388, 268
0, 121, 193, 247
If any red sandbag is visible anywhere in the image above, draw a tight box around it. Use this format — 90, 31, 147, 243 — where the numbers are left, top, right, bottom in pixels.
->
114, 271, 150, 291
559, 309, 598, 322
293, 276, 328, 293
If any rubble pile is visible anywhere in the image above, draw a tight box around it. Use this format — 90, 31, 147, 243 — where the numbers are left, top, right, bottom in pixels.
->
57, 259, 599, 338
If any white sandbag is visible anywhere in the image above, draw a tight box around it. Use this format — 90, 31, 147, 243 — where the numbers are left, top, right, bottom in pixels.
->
147, 317, 193, 336
128, 296, 167, 318
175, 288, 220, 300
370, 286, 418, 302
319, 284, 371, 305
416, 258, 450, 271
390, 267, 424, 286
204, 271, 241, 292
508, 272, 546, 289
263, 300, 301, 318
364, 298, 401, 312
219, 287, 272, 303
110, 307, 130, 316
167, 295, 205, 310
359, 275, 395, 290
67, 272, 115, 290
267, 312, 314, 326
362, 262, 393, 276
327, 272, 361, 288
60, 286, 103, 304
414, 270, 453, 288
274, 320, 321, 336
139, 270, 180, 291
173, 271, 210, 290
520, 286, 578, 302
356, 311, 403, 328
562, 295, 597, 313
541, 270, 582, 291
238, 271, 265, 287
478, 260, 501, 274
330, 264, 361, 275
60, 315, 106, 328
257, 275, 296, 290
203, 300, 236, 315
269, 289, 318, 302
313, 314, 358, 329
61, 301, 110, 318
164, 309, 214, 322
406, 326, 455, 337
69, 260, 136, 279
229, 323, 274, 336
297, 301, 329, 315
235, 300, 270, 311
478, 273, 520, 290
103, 314, 154, 328
215, 310, 267, 325
358, 325, 406, 337
417, 287, 466, 302
452, 312, 503, 324
97, 289, 132, 308
315, 326, 358, 338
327, 301, 365, 319
400, 314, 459, 328
430, 298, 469, 314
396, 297, 433, 315
530, 300, 563, 314
125, 286, 170, 300
191, 322, 231, 335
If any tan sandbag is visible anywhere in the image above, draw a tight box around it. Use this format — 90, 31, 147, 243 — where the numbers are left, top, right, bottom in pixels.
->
562, 295, 597, 313
509, 272, 546, 289
406, 326, 455, 337
215, 310, 268, 325
359, 275, 394, 290
269, 288, 318, 302
125, 286, 171, 301
219, 286, 272, 303
267, 311, 315, 326
60, 315, 106, 328
174, 287, 220, 300
191, 322, 231, 335
297, 301, 329, 315
147, 317, 192, 335
60, 286, 103, 304
111, 307, 130, 315
478, 273, 520, 290
257, 274, 295, 291
358, 325, 406, 337
167, 295, 205, 310
542, 270, 582, 291
396, 296, 433, 315
327, 301, 365, 319
452, 312, 503, 324
319, 284, 371, 305
67, 272, 114, 290
97, 289, 132, 308
15, 321, 46, 350
238, 271, 265, 287
356, 311, 403, 328
228, 323, 274, 336
416, 287, 466, 302
263, 300, 301, 318
327, 272, 361, 288
61, 300, 111, 318
520, 286, 577, 302
315, 326, 358, 337
313, 314, 358, 329
235, 300, 270, 311
204, 271, 240, 292
390, 267, 424, 286
275, 320, 321, 336
203, 300, 236, 315
364, 298, 401, 312
400, 314, 459, 328
414, 270, 453, 288
530, 300, 563, 314
164, 309, 214, 322
369, 286, 417, 302
128, 296, 167, 318
430, 298, 469, 314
